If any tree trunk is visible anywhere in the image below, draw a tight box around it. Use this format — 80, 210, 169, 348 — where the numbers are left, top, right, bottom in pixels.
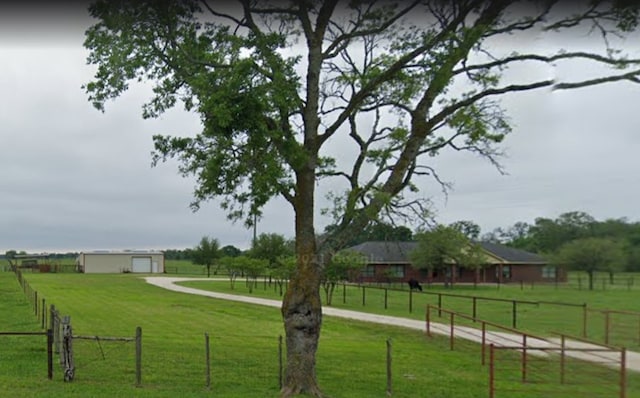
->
281, 165, 323, 397
280, 250, 322, 397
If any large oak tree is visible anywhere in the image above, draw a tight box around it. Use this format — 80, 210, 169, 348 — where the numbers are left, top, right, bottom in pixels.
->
191, 235, 221, 277
555, 237, 626, 290
83, 1, 640, 395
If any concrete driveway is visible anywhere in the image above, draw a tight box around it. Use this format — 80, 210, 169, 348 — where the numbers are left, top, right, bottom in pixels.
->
145, 276, 640, 372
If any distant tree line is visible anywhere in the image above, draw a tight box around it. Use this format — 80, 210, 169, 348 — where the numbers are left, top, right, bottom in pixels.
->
163, 244, 243, 261
482, 211, 640, 272
5, 210, 637, 290
3, 250, 78, 260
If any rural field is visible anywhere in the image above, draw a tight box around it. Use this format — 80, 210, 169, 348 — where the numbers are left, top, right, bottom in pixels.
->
181, 272, 640, 349
2, 269, 640, 397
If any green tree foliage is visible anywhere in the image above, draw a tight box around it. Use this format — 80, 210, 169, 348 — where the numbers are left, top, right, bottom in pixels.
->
249, 233, 294, 294
249, 233, 292, 269
191, 236, 220, 278
492, 213, 640, 273
239, 256, 268, 293
530, 211, 596, 252
221, 256, 242, 289
627, 246, 640, 272
554, 237, 626, 290
220, 245, 242, 258
321, 250, 366, 306
222, 255, 266, 290
322, 222, 413, 247
164, 248, 193, 260
449, 220, 481, 240
272, 255, 297, 297
411, 225, 485, 285
84, 2, 640, 395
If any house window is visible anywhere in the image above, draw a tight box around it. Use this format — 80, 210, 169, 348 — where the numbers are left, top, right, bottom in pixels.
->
542, 266, 556, 279
362, 265, 376, 278
388, 265, 405, 278
496, 265, 511, 280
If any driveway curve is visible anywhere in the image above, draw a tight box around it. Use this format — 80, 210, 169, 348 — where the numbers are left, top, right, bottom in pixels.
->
145, 276, 640, 372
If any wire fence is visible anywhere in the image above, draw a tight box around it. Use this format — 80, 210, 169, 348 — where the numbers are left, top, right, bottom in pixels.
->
324, 282, 640, 351
6, 267, 639, 397
489, 343, 626, 398
425, 304, 630, 398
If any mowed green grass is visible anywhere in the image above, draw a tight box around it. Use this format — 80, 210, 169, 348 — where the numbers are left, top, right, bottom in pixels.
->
1, 271, 499, 398
5, 271, 640, 397
163, 259, 210, 275
181, 276, 640, 350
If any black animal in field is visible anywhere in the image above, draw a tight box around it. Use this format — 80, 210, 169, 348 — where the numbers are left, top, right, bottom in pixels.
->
407, 278, 422, 291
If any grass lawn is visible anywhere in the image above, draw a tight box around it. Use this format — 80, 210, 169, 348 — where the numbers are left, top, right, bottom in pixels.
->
180, 276, 640, 350
0, 271, 495, 397
163, 260, 210, 275
4, 271, 640, 397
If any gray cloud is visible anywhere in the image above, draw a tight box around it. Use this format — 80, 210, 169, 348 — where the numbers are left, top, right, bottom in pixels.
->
1, 5, 639, 253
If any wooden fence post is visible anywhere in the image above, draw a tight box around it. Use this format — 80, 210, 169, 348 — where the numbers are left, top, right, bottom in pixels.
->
386, 338, 392, 397
450, 313, 455, 351
605, 311, 611, 345
41, 298, 46, 330
488, 344, 495, 398
362, 285, 366, 306
205, 333, 211, 390
62, 316, 74, 382
49, 305, 59, 355
481, 322, 487, 366
521, 335, 527, 383
135, 326, 142, 387
582, 304, 588, 338
47, 328, 53, 380
560, 335, 566, 384
472, 297, 477, 321
621, 348, 627, 398
279, 335, 284, 390
425, 305, 431, 337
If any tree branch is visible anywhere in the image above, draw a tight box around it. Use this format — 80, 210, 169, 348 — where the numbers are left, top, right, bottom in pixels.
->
553, 68, 640, 89
319, 0, 481, 147
322, 0, 420, 59
453, 51, 640, 75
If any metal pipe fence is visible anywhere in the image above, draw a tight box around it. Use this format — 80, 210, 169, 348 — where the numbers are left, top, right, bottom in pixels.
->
488, 343, 626, 398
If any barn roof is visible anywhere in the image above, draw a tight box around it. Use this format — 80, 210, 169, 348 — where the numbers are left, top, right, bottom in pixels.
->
80, 250, 164, 255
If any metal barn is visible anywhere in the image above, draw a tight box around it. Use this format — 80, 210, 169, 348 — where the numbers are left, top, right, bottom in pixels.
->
76, 251, 164, 274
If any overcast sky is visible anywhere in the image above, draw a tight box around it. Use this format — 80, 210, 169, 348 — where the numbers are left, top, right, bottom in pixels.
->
1, 3, 639, 253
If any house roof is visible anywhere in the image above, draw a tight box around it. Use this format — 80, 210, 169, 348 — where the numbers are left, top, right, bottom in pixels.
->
348, 241, 418, 264
475, 241, 546, 264
347, 240, 546, 265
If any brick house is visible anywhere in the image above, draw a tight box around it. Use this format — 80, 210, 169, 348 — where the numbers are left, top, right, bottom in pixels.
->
347, 241, 565, 284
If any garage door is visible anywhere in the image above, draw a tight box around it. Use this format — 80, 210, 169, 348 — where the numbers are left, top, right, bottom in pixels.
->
131, 257, 152, 273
